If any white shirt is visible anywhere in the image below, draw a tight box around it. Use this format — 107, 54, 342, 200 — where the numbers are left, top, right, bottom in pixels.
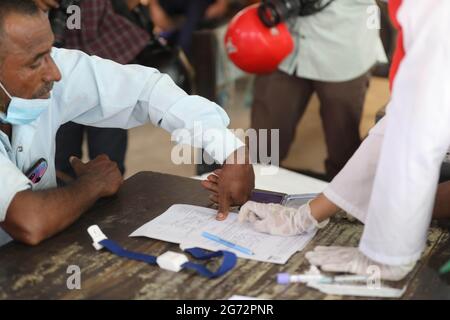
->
279, 0, 387, 82
0, 48, 244, 245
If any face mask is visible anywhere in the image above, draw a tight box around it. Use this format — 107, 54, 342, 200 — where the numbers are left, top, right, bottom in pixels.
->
0, 81, 51, 125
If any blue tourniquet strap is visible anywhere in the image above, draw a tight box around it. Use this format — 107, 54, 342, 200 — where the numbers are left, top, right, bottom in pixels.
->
98, 239, 236, 278
183, 248, 237, 278
99, 239, 157, 264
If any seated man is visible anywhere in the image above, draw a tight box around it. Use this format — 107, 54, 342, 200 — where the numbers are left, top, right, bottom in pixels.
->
0, 0, 254, 246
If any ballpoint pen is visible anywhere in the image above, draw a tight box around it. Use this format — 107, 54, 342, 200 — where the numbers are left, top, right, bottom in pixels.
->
201, 231, 255, 255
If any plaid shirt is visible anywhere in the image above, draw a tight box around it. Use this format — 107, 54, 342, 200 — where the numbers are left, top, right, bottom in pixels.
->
62, 0, 150, 64
50, 0, 80, 46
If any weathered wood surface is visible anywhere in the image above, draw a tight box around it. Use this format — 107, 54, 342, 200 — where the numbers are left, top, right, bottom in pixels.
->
0, 171, 448, 299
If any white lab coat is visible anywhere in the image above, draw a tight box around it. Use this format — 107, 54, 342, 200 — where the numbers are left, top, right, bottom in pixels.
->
323, 0, 450, 265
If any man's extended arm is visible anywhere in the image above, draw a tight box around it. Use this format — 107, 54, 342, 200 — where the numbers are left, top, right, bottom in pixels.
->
1, 155, 123, 245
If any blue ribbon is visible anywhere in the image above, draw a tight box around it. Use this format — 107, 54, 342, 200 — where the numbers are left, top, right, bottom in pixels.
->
99, 239, 237, 278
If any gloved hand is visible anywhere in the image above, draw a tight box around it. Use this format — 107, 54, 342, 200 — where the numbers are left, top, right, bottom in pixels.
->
238, 201, 329, 236
305, 246, 416, 281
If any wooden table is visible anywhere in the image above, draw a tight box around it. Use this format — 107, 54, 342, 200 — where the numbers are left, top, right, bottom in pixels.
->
0, 171, 449, 299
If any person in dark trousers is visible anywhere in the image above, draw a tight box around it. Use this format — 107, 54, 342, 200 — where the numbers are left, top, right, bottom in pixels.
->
251, 0, 386, 180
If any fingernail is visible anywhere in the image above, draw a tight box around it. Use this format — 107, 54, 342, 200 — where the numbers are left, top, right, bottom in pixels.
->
217, 213, 224, 220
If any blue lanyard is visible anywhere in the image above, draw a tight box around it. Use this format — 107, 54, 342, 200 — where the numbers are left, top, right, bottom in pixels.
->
98, 239, 237, 278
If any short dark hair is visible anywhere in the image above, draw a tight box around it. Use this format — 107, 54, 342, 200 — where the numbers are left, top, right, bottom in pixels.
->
0, 0, 40, 37
0, 0, 40, 61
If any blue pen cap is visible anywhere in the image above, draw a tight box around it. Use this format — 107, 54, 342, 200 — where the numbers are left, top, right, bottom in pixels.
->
277, 273, 290, 285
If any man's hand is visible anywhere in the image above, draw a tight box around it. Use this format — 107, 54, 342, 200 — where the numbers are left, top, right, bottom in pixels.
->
201, 147, 255, 220
70, 155, 124, 198
1, 154, 123, 246
127, 0, 150, 10
34, 0, 60, 11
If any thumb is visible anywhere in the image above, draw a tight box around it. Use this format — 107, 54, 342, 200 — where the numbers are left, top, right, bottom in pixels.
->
216, 191, 231, 221
243, 201, 268, 220
69, 156, 84, 175
238, 201, 263, 223
238, 202, 252, 224
252, 219, 271, 234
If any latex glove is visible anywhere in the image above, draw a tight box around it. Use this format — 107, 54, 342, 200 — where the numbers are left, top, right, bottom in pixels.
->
305, 246, 416, 281
238, 201, 329, 236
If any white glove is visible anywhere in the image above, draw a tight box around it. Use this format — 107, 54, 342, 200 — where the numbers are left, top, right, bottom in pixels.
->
305, 246, 416, 281
238, 201, 329, 236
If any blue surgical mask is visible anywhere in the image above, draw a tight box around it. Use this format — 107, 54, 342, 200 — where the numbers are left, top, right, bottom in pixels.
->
0, 81, 51, 125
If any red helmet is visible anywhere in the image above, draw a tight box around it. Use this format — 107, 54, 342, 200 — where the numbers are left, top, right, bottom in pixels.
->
224, 4, 294, 74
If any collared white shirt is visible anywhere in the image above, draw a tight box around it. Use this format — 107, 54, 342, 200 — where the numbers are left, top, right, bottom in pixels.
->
279, 0, 387, 82
0, 48, 243, 245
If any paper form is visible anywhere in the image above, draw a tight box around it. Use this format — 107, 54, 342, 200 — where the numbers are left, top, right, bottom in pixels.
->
130, 204, 316, 264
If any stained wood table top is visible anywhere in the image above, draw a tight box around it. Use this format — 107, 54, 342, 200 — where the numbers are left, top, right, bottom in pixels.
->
0, 171, 449, 299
